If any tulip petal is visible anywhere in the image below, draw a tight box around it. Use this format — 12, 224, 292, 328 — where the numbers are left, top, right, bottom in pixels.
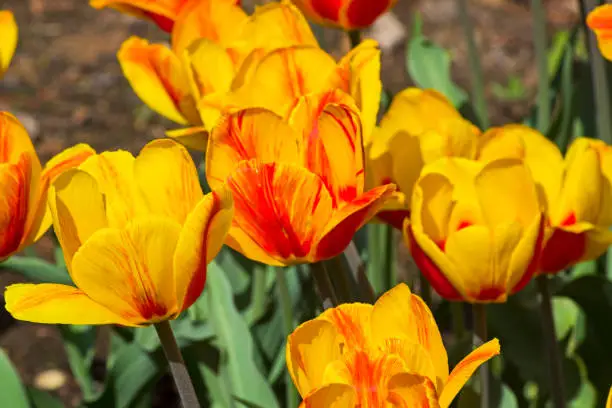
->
343, 0, 397, 29
166, 126, 209, 151
134, 139, 203, 224
301, 384, 356, 408
206, 109, 302, 189
291, 91, 364, 204
182, 39, 235, 103
174, 187, 234, 311
319, 303, 373, 350
4, 283, 132, 325
0, 157, 31, 259
587, 5, 612, 61
71, 218, 182, 324
287, 319, 344, 397
118, 37, 193, 125
0, 11, 17, 76
382, 340, 438, 390
606, 386, 612, 408
90, 0, 182, 31
224, 160, 333, 265
438, 339, 500, 408
79, 150, 147, 228
371, 283, 448, 387
387, 373, 440, 408
0, 112, 39, 167
316, 184, 395, 261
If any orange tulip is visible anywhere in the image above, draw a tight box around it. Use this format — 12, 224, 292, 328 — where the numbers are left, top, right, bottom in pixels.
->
0, 112, 94, 260
0, 10, 17, 77
287, 283, 500, 407
206, 91, 395, 266
90, 0, 241, 32
5, 139, 234, 326
405, 157, 544, 302
479, 126, 612, 274
290, 0, 397, 30
587, 4, 612, 61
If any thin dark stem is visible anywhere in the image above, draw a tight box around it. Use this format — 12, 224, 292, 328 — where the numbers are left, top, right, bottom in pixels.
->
348, 30, 362, 48
154, 321, 201, 408
326, 257, 353, 303
420, 274, 432, 306
536, 275, 567, 408
344, 241, 376, 304
473, 304, 489, 408
457, 0, 490, 129
310, 262, 338, 309
531, 0, 550, 134
275, 269, 298, 408
451, 302, 466, 342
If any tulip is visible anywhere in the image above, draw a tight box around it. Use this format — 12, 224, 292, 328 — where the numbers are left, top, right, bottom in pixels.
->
206, 90, 395, 266
607, 386, 612, 408
479, 125, 612, 274
587, 4, 612, 61
0, 112, 94, 261
89, 0, 241, 32
286, 283, 500, 407
0, 10, 17, 77
290, 0, 397, 30
405, 157, 544, 302
5, 139, 234, 326
367, 88, 481, 229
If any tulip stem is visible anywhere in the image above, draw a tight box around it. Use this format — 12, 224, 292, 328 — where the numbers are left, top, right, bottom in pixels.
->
420, 274, 432, 306
348, 30, 362, 48
310, 262, 338, 309
536, 275, 567, 408
451, 302, 466, 342
472, 304, 489, 408
456, 0, 490, 129
275, 269, 299, 408
531, 0, 550, 134
154, 321, 200, 408
345, 241, 376, 304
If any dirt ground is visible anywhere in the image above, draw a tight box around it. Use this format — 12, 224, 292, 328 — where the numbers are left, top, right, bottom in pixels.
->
0, 0, 579, 406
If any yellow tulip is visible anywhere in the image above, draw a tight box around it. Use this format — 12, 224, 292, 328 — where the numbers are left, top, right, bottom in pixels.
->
0, 10, 17, 77
0, 112, 94, 260
607, 386, 612, 408
405, 157, 544, 302
587, 4, 612, 61
206, 90, 395, 266
5, 139, 234, 326
479, 125, 612, 274
286, 283, 500, 407
367, 88, 480, 229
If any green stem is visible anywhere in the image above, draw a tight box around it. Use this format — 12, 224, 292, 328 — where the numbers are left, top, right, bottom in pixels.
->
367, 223, 395, 295
310, 262, 338, 309
456, 0, 490, 129
536, 275, 567, 408
275, 269, 298, 408
531, 0, 550, 134
154, 321, 201, 408
345, 241, 376, 304
348, 30, 362, 48
420, 274, 432, 306
581, 0, 612, 144
473, 304, 489, 408
451, 302, 466, 342
249, 265, 268, 323
326, 257, 353, 303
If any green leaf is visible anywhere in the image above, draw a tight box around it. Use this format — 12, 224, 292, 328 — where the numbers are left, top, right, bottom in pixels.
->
2, 256, 73, 285
0, 349, 29, 408
552, 297, 580, 341
26, 387, 63, 408
406, 34, 467, 107
206, 261, 279, 408
58, 325, 96, 401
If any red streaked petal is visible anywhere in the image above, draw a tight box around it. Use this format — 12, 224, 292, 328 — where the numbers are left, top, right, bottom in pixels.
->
311, 0, 342, 21
343, 0, 396, 29
0, 155, 32, 259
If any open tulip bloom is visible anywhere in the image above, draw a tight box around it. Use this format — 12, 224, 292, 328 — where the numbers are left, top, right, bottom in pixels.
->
405, 157, 544, 303
0, 112, 94, 260
290, 0, 398, 30
587, 4, 612, 61
206, 90, 396, 266
287, 283, 500, 407
5, 139, 233, 326
0, 10, 17, 78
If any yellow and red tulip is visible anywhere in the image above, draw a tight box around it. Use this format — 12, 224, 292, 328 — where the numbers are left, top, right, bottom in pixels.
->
290, 0, 397, 30
367, 88, 481, 229
0, 10, 17, 77
0, 113, 94, 261
206, 91, 395, 266
4, 139, 234, 326
405, 157, 544, 302
587, 4, 612, 61
479, 126, 612, 274
287, 283, 500, 407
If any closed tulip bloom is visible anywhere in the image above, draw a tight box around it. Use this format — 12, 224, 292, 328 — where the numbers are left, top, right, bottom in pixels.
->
90, 0, 241, 32
368, 88, 481, 229
290, 0, 397, 30
0, 10, 17, 77
587, 4, 612, 61
287, 283, 500, 407
5, 139, 234, 326
479, 126, 612, 274
405, 157, 544, 302
0, 112, 94, 260
206, 91, 395, 266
